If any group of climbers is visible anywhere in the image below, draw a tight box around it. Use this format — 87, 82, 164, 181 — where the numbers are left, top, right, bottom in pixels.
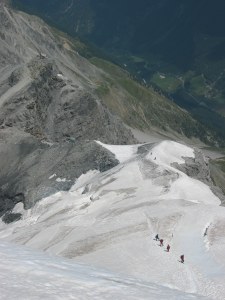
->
155, 234, 184, 263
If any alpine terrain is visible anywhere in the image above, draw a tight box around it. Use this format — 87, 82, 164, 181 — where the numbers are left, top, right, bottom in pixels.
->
0, 1, 225, 299
12, 0, 225, 146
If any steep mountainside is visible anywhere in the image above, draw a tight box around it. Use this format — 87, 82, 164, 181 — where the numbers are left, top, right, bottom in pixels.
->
11, 0, 225, 64
0, 2, 134, 218
12, 0, 225, 144
0, 2, 221, 219
1, 2, 212, 143
0, 3, 135, 144
1, 3, 225, 299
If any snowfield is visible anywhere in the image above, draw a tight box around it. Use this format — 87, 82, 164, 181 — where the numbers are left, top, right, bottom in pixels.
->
0, 241, 208, 300
1, 140, 225, 299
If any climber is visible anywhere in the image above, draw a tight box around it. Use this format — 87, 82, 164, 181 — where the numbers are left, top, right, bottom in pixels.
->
160, 239, 163, 247
180, 254, 184, 263
155, 234, 159, 241
167, 244, 170, 252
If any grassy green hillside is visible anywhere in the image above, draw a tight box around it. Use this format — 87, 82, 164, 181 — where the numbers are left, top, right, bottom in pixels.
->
88, 57, 215, 144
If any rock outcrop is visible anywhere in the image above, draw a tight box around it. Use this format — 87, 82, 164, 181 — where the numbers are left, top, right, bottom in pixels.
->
0, 3, 136, 220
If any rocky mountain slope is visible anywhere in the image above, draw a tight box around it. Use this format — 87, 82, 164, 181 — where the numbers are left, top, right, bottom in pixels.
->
0, 2, 218, 219
6, 1, 219, 145
1, 3, 225, 299
12, 0, 225, 145
0, 3, 135, 144
0, 2, 135, 218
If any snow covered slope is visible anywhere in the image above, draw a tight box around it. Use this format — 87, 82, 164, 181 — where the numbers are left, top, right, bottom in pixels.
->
1, 140, 225, 299
0, 241, 208, 300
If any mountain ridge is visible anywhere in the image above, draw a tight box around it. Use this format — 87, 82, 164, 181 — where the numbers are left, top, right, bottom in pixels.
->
0, 2, 223, 219
1, 4, 225, 299
12, 0, 225, 145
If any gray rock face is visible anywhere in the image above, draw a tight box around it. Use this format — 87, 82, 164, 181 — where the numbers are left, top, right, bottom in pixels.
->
0, 58, 136, 144
138, 143, 225, 204
0, 128, 119, 215
0, 4, 136, 221
172, 149, 211, 184
172, 148, 225, 203
0, 3, 136, 145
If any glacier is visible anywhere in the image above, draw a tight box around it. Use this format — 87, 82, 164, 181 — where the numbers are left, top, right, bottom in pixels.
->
0, 140, 225, 299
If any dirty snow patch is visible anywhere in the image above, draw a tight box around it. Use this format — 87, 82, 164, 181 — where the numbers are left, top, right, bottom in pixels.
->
56, 178, 69, 182
70, 170, 99, 192
49, 174, 57, 179
97, 141, 139, 163
148, 141, 195, 166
